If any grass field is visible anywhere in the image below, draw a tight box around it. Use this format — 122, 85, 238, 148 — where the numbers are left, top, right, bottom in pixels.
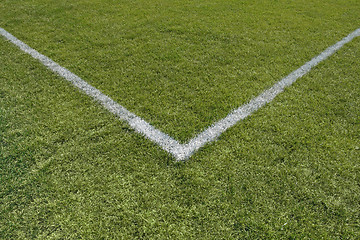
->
1, 0, 360, 238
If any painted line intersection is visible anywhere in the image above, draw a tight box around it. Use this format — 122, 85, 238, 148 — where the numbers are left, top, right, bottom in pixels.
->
1, 27, 359, 161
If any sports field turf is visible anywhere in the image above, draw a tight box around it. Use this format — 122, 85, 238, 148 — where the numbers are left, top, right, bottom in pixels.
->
1, 0, 360, 238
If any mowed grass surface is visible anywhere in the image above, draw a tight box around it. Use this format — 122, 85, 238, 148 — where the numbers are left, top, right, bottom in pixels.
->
1, 0, 360, 239
1, 0, 360, 141
1, 36, 360, 239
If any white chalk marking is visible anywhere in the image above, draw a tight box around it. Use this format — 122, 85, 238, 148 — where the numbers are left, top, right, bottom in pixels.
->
181, 28, 360, 159
0, 28, 183, 156
1, 27, 359, 161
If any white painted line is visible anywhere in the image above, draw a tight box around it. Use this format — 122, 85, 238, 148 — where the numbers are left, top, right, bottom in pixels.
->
1, 27, 359, 161
181, 27, 360, 159
0, 28, 183, 156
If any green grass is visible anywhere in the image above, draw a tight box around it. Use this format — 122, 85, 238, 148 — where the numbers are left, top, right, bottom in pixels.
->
1, 0, 360, 238
1, 0, 360, 141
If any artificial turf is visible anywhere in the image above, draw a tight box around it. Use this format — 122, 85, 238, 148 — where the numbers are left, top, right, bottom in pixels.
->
1, 0, 360, 238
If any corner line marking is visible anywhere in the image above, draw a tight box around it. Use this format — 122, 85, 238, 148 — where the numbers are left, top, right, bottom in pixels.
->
1, 27, 359, 161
